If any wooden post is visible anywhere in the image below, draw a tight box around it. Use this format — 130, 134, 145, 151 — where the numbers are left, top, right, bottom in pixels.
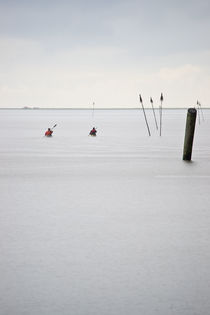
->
183, 108, 197, 161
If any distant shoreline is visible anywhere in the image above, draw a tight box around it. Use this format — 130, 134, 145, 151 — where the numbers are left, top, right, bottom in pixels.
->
0, 107, 209, 110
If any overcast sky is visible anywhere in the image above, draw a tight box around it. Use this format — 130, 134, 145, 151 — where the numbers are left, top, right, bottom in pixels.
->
0, 0, 210, 108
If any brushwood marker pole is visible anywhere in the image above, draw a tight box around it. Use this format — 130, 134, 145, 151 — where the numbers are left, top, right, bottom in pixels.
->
159, 93, 163, 136
183, 108, 197, 161
92, 102, 95, 117
196, 101, 200, 124
198, 101, 204, 121
139, 94, 151, 136
150, 97, 158, 130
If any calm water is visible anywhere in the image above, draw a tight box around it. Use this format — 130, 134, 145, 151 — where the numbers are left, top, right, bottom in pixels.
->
0, 109, 210, 315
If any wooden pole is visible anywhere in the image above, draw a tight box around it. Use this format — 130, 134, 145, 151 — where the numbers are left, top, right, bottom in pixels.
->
139, 94, 151, 136
183, 108, 197, 161
159, 93, 163, 136
197, 101, 200, 124
198, 101, 204, 121
150, 97, 158, 130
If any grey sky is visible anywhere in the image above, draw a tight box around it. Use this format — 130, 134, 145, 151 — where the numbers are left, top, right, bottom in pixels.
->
0, 0, 210, 108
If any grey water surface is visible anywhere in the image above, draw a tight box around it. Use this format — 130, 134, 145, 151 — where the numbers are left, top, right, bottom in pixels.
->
0, 109, 210, 315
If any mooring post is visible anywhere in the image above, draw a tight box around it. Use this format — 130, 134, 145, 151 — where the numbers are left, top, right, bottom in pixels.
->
183, 108, 197, 161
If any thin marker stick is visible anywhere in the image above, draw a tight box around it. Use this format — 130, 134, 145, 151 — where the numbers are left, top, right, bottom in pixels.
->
196, 101, 200, 125
198, 101, 204, 121
150, 97, 158, 130
159, 93, 163, 136
139, 94, 151, 136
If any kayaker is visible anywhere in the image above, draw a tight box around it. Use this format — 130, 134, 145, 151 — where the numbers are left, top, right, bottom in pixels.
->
45, 128, 53, 137
89, 127, 97, 136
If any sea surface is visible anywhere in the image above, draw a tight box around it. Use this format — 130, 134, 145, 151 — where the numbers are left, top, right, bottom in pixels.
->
0, 109, 210, 315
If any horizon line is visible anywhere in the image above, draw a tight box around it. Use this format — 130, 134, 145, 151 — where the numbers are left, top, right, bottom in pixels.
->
0, 107, 209, 110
